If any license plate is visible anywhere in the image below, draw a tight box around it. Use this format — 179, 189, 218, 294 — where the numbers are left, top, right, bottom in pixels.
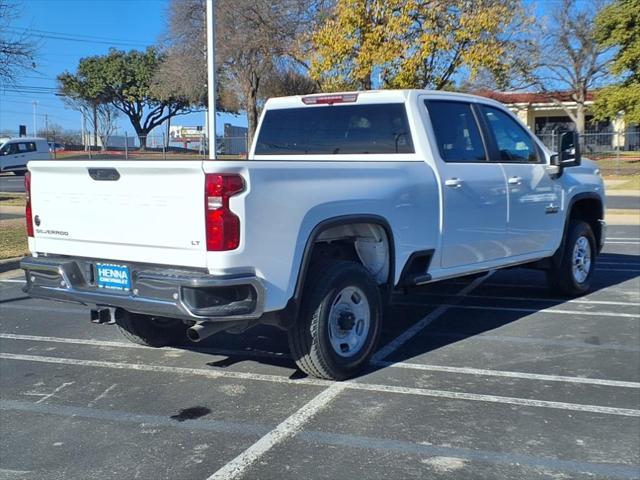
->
96, 263, 131, 291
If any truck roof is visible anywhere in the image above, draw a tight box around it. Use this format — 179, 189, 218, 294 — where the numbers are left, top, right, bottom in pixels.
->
265, 89, 505, 109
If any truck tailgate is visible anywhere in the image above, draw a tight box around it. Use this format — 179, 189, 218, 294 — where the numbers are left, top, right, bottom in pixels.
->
28, 160, 208, 268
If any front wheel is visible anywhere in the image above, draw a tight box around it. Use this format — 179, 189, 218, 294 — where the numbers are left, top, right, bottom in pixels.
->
547, 220, 597, 296
288, 261, 382, 380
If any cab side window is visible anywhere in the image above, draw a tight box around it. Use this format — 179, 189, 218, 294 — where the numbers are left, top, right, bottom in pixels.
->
3, 143, 19, 155
480, 106, 538, 163
425, 100, 487, 163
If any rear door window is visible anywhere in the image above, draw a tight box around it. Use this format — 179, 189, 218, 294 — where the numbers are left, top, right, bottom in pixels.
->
425, 101, 487, 163
255, 103, 414, 155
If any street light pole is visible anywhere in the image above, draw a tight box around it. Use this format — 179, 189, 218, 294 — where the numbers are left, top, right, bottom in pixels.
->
32, 101, 38, 136
206, 0, 216, 160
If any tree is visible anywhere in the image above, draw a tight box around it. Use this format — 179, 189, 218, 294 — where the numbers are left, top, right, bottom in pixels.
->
528, 0, 613, 133
593, 0, 640, 124
0, 0, 36, 85
58, 48, 195, 149
156, 0, 324, 147
309, 0, 527, 92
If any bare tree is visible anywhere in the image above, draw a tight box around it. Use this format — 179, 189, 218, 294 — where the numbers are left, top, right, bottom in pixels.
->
530, 0, 613, 133
157, 0, 326, 146
61, 96, 119, 151
0, 0, 36, 85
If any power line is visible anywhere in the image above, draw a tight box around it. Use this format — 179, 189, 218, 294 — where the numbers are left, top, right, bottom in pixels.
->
6, 27, 151, 48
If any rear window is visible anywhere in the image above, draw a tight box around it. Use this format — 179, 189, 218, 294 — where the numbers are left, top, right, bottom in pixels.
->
255, 104, 414, 155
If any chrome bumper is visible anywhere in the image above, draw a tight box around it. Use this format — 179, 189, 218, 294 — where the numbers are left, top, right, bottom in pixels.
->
21, 256, 265, 322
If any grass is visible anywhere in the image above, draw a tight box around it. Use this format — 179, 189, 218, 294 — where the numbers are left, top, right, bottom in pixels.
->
603, 175, 640, 190
0, 220, 28, 259
0, 193, 26, 207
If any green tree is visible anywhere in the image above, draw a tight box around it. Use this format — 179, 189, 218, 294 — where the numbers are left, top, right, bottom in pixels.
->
58, 48, 194, 149
309, 0, 526, 91
593, 0, 640, 124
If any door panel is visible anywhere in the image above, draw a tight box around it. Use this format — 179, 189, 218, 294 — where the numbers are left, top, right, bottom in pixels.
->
423, 100, 508, 269
440, 162, 509, 267
479, 106, 562, 255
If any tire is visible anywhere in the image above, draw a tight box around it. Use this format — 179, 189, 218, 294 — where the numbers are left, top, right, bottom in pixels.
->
115, 310, 187, 347
288, 261, 382, 380
547, 220, 597, 297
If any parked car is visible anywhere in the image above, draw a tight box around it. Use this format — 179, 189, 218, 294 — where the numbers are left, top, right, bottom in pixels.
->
48, 142, 65, 152
20, 90, 606, 380
0, 137, 51, 175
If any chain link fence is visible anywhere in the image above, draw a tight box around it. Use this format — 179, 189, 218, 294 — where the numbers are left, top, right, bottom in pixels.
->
3, 127, 639, 175
537, 129, 640, 176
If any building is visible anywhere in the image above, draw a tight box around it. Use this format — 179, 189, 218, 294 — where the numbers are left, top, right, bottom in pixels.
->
476, 90, 638, 151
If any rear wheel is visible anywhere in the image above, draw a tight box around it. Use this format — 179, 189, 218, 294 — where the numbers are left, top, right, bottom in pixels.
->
547, 220, 596, 296
115, 310, 187, 347
288, 261, 382, 380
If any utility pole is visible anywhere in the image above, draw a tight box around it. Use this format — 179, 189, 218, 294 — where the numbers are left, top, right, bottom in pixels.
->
206, 0, 216, 160
44, 114, 49, 137
92, 103, 98, 148
32, 101, 38, 136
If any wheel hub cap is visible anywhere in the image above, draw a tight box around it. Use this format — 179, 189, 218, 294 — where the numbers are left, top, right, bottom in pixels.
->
572, 236, 592, 284
328, 286, 371, 358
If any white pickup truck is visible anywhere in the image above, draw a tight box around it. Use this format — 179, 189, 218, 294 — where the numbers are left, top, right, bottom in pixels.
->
21, 90, 606, 380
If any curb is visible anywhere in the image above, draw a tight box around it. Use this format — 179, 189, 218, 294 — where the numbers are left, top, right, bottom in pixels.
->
0, 257, 22, 273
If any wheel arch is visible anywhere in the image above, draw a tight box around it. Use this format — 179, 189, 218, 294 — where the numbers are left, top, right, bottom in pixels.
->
553, 192, 604, 267
292, 215, 396, 306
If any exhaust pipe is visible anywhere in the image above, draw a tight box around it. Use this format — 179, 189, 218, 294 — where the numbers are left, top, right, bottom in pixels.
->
186, 322, 226, 343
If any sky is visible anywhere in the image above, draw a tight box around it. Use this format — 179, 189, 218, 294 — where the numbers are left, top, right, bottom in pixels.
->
0, 0, 246, 139
0, 0, 564, 140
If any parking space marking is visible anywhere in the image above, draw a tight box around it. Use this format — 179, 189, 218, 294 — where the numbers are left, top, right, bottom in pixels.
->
3, 399, 636, 479
373, 361, 640, 388
3, 353, 638, 417
449, 280, 639, 294
206, 384, 345, 480
0, 333, 290, 360
33, 381, 75, 404
373, 272, 494, 362
599, 267, 640, 272
394, 302, 640, 318
400, 292, 640, 307
429, 331, 640, 353
4, 332, 637, 384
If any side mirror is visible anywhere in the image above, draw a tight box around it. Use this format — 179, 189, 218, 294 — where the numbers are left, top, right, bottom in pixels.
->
550, 131, 581, 176
558, 131, 581, 167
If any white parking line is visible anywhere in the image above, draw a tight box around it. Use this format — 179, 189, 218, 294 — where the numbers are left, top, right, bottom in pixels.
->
401, 292, 640, 307
1, 353, 638, 417
0, 279, 24, 283
373, 272, 494, 362
393, 302, 640, 319
3, 332, 637, 382
372, 360, 640, 388
206, 384, 345, 480
0, 333, 289, 360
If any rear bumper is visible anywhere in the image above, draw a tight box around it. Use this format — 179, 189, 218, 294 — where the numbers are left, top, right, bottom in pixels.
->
21, 255, 265, 322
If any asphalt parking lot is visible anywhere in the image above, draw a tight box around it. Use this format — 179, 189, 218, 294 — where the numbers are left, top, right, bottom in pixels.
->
0, 225, 639, 480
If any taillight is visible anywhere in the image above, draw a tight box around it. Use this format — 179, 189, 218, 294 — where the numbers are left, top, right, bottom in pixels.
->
205, 174, 244, 251
25, 172, 34, 237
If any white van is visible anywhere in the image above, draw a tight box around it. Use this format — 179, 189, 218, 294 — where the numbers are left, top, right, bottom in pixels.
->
0, 137, 52, 175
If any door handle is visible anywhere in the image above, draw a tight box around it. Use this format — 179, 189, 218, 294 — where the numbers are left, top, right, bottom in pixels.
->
445, 178, 463, 188
508, 176, 523, 185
